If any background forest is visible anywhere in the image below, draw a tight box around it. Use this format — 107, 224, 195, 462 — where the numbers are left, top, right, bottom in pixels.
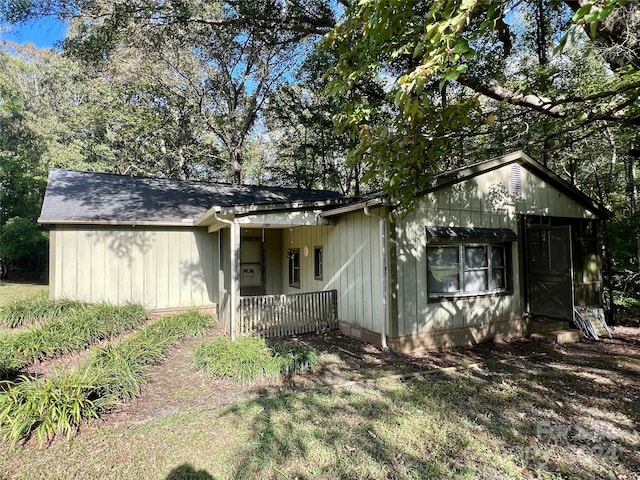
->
0, 0, 639, 320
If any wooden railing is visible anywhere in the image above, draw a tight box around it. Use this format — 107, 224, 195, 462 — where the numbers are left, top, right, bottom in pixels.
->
239, 290, 338, 338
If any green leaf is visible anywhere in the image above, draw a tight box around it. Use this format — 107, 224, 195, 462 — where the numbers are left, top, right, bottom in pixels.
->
572, 3, 594, 21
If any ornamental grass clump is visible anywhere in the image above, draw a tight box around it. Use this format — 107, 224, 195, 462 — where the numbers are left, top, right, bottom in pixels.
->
0, 302, 147, 378
0, 295, 85, 328
0, 369, 105, 446
0, 310, 212, 446
269, 340, 320, 377
192, 336, 319, 385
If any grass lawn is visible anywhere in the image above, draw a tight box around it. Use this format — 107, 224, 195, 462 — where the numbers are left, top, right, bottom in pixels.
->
0, 282, 48, 306
1, 326, 639, 479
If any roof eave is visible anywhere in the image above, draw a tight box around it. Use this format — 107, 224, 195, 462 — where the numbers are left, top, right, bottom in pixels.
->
196, 198, 350, 225
38, 218, 197, 227
228, 198, 349, 215
320, 197, 388, 217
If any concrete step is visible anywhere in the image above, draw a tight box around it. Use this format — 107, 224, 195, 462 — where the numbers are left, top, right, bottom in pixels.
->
549, 329, 582, 344
530, 328, 582, 344
529, 319, 571, 334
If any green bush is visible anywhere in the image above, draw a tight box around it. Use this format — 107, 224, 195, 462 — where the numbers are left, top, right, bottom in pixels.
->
269, 340, 320, 377
0, 295, 85, 328
0, 369, 105, 445
192, 336, 319, 385
0, 217, 48, 265
612, 290, 640, 326
0, 302, 147, 378
0, 310, 212, 445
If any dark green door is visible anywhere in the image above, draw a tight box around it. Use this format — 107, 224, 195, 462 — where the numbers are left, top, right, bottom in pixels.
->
526, 225, 574, 320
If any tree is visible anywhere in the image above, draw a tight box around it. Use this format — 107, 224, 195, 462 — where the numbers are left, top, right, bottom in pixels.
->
325, 0, 640, 206
265, 48, 386, 195
0, 217, 48, 278
1, 0, 340, 183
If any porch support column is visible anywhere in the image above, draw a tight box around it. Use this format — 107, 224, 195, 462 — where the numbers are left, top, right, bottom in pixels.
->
229, 221, 240, 340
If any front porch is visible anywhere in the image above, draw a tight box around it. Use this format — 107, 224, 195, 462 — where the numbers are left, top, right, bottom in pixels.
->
196, 204, 342, 339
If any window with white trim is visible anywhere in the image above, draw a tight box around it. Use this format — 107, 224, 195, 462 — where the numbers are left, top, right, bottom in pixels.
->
427, 243, 510, 297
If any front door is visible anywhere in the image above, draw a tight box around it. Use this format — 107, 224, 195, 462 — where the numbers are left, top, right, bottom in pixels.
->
240, 239, 265, 296
526, 225, 574, 320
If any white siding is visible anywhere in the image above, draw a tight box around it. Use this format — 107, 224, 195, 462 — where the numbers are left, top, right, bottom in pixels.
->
50, 226, 216, 309
394, 163, 598, 337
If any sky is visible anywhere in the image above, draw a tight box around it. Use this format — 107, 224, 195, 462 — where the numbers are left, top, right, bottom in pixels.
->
0, 17, 67, 48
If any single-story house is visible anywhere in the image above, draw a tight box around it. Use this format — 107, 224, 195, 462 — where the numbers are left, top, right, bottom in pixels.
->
38, 151, 608, 351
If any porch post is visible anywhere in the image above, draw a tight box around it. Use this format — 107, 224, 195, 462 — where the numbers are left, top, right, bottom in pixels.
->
230, 221, 240, 340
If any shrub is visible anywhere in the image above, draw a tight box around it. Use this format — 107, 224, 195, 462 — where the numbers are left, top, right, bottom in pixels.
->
612, 290, 640, 326
0, 295, 85, 328
0, 310, 212, 445
0, 217, 48, 266
0, 369, 104, 446
192, 336, 319, 385
0, 302, 147, 378
269, 340, 320, 377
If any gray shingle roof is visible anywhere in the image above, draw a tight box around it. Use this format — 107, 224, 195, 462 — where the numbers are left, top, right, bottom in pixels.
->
39, 169, 347, 224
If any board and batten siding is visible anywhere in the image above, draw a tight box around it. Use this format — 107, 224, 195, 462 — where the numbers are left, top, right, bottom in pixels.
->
282, 210, 384, 334
50, 225, 217, 310
393, 163, 599, 340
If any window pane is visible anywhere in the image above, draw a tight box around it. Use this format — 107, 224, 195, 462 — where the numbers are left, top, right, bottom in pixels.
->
465, 246, 487, 268
428, 246, 459, 268
491, 245, 505, 267
549, 229, 569, 272
429, 269, 460, 293
288, 249, 300, 286
491, 268, 505, 290
529, 230, 550, 271
464, 270, 488, 292
314, 247, 323, 279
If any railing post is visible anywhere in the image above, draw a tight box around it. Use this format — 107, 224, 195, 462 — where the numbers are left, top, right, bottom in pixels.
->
331, 289, 337, 327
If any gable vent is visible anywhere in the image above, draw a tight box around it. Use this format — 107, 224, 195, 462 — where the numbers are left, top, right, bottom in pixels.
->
510, 164, 523, 196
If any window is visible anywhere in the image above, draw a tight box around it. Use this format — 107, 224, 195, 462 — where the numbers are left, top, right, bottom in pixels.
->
288, 249, 300, 287
314, 246, 323, 280
427, 243, 510, 297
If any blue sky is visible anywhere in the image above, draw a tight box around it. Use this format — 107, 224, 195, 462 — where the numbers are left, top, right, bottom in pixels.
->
0, 17, 67, 48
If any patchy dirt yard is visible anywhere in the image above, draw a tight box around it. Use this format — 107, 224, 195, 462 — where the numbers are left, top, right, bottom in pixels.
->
4, 325, 640, 479
102, 326, 640, 427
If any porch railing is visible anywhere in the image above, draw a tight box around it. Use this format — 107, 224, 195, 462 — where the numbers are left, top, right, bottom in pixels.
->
239, 289, 338, 338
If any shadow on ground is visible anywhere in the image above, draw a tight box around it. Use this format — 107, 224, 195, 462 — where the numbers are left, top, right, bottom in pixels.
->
218, 329, 640, 479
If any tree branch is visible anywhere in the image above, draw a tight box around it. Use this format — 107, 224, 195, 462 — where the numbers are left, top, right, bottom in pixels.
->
458, 74, 562, 116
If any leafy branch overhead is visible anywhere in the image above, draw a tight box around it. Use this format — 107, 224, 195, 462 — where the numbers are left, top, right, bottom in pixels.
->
1, 0, 639, 210
325, 0, 640, 206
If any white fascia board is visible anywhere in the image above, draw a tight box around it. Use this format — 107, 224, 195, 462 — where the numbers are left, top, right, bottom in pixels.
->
223, 198, 348, 215
235, 210, 334, 227
319, 198, 386, 217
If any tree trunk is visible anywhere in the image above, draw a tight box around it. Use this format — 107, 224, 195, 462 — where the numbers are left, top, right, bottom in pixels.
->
230, 148, 242, 184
